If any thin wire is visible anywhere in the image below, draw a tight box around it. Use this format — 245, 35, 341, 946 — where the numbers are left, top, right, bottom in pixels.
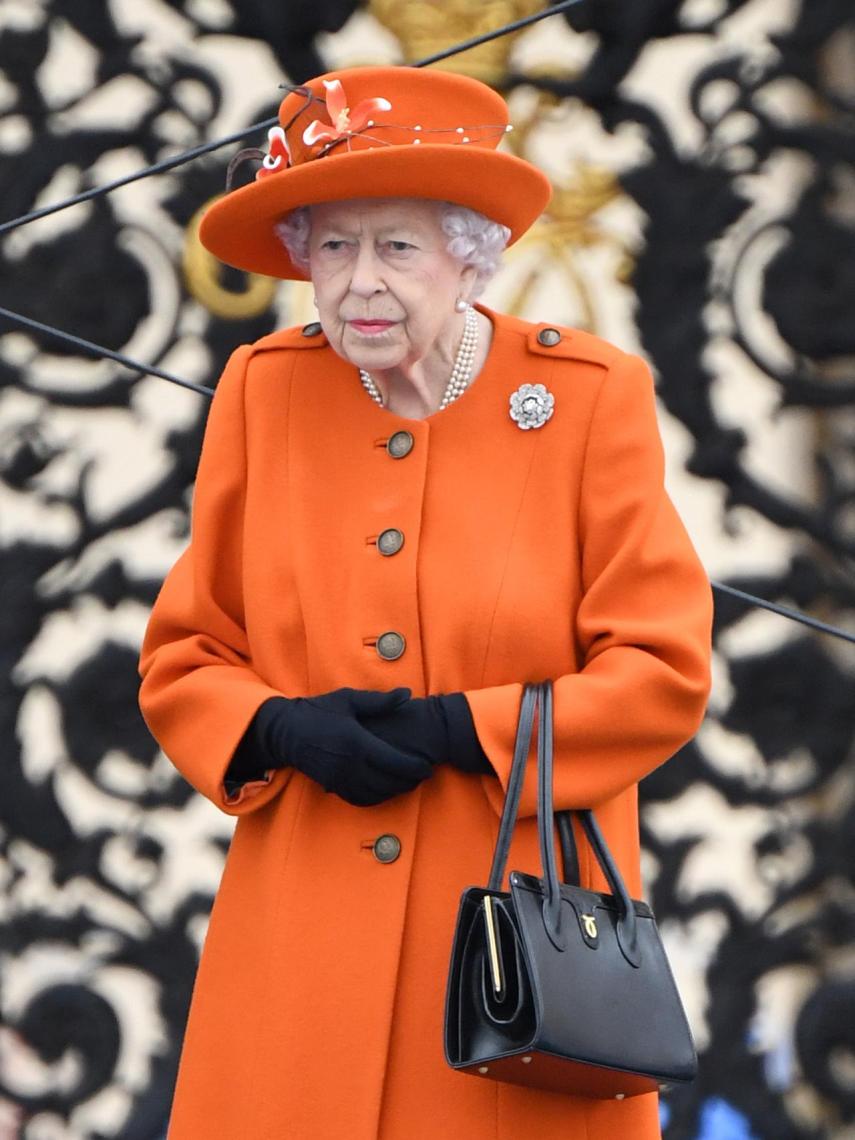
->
710, 581, 855, 645
4, 307, 854, 650
0, 306, 213, 397
0, 120, 278, 238
1, 0, 852, 647
0, 1, 583, 238
413, 0, 584, 68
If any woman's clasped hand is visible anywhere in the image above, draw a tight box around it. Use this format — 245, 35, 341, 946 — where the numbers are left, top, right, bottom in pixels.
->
228, 686, 493, 806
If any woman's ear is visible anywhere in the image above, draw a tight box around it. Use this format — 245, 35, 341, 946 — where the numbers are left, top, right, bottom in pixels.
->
458, 262, 478, 303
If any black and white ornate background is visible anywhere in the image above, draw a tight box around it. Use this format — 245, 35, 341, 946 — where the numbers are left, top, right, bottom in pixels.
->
1, 2, 853, 1137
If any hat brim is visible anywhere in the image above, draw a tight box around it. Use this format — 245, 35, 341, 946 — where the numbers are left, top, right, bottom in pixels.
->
199, 145, 552, 280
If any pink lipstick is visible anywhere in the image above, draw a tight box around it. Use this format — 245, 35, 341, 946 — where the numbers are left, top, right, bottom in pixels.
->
349, 320, 395, 335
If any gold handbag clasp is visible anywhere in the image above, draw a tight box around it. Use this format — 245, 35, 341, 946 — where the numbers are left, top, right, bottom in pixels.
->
578, 910, 599, 948
482, 895, 506, 1000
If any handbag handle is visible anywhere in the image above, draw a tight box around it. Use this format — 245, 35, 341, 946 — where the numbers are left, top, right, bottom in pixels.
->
537, 682, 640, 964
486, 683, 537, 893
485, 683, 598, 893
487, 682, 641, 967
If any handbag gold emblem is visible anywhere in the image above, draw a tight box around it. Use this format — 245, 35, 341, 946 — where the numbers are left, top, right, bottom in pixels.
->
581, 914, 598, 939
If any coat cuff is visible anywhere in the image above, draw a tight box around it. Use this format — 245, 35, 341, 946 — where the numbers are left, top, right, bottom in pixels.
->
224, 696, 290, 791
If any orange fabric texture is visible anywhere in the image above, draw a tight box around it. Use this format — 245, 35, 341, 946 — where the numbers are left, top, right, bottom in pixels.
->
138, 306, 712, 1139
199, 67, 552, 279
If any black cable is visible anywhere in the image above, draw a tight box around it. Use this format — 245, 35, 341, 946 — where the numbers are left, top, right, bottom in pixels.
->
414, 0, 584, 68
711, 582, 855, 646
0, 0, 583, 239
0, 306, 213, 397
3, 302, 855, 647
2, 0, 852, 648
0, 121, 277, 239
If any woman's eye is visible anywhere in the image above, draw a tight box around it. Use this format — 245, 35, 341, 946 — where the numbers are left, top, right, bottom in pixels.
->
321, 239, 348, 251
386, 241, 414, 253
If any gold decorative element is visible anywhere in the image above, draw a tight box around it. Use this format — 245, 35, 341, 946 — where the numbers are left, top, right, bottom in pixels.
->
183, 198, 277, 320
581, 913, 598, 938
502, 163, 629, 331
482, 895, 506, 997
549, 167, 625, 246
370, 0, 544, 84
493, 87, 635, 331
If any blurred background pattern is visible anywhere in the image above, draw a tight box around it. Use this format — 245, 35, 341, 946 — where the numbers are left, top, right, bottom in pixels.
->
1, 1, 854, 1137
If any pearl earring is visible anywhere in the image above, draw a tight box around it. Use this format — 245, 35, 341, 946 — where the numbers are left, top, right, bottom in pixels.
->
454, 298, 468, 313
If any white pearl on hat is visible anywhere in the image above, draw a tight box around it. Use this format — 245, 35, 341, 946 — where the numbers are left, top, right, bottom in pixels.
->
359, 304, 478, 412
413, 138, 421, 144
462, 136, 470, 143
414, 125, 422, 131
456, 127, 464, 133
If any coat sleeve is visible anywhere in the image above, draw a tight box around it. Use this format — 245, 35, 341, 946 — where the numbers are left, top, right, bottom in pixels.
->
464, 350, 713, 818
138, 345, 293, 815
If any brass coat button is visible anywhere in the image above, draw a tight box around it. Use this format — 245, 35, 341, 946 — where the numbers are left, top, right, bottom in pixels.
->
387, 430, 414, 458
373, 834, 401, 863
377, 528, 405, 556
376, 631, 406, 660
537, 327, 561, 347
301, 321, 322, 337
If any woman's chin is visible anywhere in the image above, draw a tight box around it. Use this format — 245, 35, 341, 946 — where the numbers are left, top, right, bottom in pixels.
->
344, 346, 408, 374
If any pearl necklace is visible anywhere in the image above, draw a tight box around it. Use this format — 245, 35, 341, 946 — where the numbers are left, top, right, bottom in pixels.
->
358, 304, 478, 411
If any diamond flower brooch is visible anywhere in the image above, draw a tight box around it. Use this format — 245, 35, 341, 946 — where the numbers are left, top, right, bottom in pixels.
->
510, 383, 555, 430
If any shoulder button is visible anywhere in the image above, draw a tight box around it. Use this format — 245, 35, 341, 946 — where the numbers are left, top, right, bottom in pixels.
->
301, 321, 323, 337
537, 327, 562, 347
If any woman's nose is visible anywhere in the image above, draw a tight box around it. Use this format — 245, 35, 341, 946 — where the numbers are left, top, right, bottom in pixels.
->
348, 244, 386, 298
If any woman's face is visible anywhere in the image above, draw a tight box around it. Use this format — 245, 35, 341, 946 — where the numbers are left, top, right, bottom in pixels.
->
307, 198, 476, 374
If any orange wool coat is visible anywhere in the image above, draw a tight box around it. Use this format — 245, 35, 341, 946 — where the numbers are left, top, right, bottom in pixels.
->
138, 305, 712, 1140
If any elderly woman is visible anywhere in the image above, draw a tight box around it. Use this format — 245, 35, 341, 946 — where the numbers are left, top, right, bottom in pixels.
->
138, 66, 712, 1140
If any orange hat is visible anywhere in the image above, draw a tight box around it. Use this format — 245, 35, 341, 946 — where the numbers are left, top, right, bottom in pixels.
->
199, 66, 552, 280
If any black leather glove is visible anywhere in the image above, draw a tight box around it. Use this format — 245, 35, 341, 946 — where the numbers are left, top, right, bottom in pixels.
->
225, 687, 435, 807
361, 692, 494, 775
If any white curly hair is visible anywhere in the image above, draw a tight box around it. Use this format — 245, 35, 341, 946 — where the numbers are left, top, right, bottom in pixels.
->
274, 201, 510, 298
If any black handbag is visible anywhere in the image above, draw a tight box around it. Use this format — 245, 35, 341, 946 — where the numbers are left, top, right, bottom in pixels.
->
444, 680, 697, 1098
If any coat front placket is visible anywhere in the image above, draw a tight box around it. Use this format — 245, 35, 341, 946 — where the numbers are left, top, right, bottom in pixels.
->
274, 344, 434, 1136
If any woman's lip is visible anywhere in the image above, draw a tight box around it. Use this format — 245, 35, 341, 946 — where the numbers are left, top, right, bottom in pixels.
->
349, 320, 395, 332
